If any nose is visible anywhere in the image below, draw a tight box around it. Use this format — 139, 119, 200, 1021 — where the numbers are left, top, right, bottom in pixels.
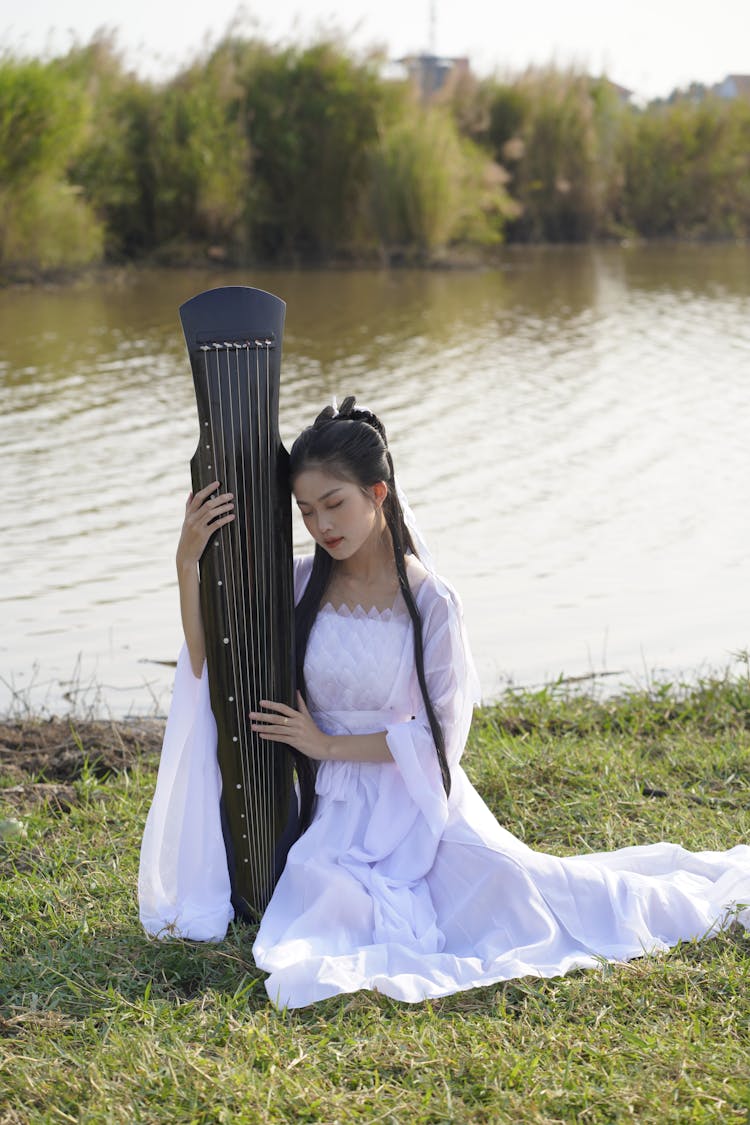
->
318, 510, 334, 535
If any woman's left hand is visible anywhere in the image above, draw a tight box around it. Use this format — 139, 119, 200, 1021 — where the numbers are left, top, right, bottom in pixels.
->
250, 692, 332, 760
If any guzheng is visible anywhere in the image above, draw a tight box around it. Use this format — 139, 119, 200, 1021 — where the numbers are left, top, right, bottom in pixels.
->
179, 285, 298, 921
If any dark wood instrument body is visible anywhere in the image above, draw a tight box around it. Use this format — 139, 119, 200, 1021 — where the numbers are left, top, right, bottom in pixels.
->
179, 286, 296, 921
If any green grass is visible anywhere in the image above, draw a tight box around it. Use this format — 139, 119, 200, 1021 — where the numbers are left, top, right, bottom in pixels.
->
2, 675, 750, 1123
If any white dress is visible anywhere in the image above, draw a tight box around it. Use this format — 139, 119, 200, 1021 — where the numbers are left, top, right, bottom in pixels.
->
139, 557, 750, 1009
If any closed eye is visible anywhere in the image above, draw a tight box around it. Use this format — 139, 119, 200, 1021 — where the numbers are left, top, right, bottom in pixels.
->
297, 499, 344, 516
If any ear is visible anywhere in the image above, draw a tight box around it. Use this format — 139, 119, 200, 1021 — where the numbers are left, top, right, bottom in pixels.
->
370, 480, 388, 509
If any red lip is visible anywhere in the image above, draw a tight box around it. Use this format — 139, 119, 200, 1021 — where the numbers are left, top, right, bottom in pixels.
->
323, 537, 343, 548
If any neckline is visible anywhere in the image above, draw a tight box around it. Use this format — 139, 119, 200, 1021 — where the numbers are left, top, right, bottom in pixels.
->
318, 599, 407, 622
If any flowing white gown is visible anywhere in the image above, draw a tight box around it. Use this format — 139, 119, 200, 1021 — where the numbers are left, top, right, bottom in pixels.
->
139, 556, 750, 1009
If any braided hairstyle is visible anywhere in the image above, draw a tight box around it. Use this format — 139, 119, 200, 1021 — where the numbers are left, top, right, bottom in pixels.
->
290, 396, 449, 831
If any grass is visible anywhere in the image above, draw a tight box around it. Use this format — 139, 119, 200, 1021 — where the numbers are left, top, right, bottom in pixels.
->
1, 673, 750, 1123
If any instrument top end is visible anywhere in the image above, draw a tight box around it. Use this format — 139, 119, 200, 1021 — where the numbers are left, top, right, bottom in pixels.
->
179, 286, 286, 354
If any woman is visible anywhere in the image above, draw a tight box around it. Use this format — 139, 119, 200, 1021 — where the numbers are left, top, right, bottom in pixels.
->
140, 397, 750, 1009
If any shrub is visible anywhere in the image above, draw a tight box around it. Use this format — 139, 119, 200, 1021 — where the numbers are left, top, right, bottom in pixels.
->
619, 96, 750, 238
0, 56, 102, 272
368, 100, 515, 260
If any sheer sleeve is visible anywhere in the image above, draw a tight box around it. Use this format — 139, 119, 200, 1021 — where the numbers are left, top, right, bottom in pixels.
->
138, 645, 234, 941
139, 556, 314, 941
384, 572, 480, 835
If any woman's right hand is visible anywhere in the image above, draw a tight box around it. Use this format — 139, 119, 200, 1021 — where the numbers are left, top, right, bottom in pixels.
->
176, 480, 234, 570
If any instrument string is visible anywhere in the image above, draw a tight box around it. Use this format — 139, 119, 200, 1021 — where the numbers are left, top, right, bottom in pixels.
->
215, 344, 254, 892
264, 343, 277, 897
247, 341, 269, 898
263, 342, 277, 895
255, 342, 273, 895
252, 340, 272, 901
197, 327, 291, 915
229, 342, 259, 897
264, 342, 276, 885
265, 342, 277, 892
203, 345, 253, 895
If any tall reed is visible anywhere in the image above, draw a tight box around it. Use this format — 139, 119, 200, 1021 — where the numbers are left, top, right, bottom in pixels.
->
618, 95, 750, 238
0, 56, 103, 272
221, 37, 385, 261
2, 35, 750, 274
368, 98, 514, 260
473, 69, 626, 242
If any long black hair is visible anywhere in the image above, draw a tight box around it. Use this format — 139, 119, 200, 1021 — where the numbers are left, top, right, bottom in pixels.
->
290, 396, 449, 831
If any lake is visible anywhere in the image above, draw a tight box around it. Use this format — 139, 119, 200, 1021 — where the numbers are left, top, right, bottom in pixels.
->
2, 244, 749, 716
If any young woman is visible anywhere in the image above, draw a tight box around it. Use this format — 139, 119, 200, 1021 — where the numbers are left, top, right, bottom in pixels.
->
140, 397, 750, 1009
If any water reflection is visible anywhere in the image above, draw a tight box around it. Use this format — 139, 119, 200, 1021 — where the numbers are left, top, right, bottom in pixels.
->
2, 246, 749, 715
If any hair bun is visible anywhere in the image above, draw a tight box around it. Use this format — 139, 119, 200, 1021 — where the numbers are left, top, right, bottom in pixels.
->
336, 395, 357, 417
313, 404, 337, 427
337, 396, 388, 445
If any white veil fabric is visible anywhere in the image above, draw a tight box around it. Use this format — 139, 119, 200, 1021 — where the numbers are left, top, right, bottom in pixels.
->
395, 478, 437, 576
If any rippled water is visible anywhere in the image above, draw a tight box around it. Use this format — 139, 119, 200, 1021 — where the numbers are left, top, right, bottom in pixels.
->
2, 245, 750, 715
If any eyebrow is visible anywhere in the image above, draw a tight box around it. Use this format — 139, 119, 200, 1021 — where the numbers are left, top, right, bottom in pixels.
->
296, 487, 343, 507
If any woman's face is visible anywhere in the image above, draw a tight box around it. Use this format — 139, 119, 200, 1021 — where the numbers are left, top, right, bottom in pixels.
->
293, 467, 386, 560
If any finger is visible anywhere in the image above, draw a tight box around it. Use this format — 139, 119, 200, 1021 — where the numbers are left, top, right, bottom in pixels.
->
201, 497, 233, 519
203, 500, 234, 522
249, 707, 291, 719
296, 691, 310, 716
249, 720, 293, 737
257, 700, 297, 717
192, 480, 222, 505
191, 503, 234, 533
250, 718, 295, 735
205, 514, 234, 531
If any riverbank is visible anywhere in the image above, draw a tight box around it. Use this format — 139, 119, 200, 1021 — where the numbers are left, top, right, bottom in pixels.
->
0, 251, 486, 290
2, 677, 749, 1122
3, 235, 748, 291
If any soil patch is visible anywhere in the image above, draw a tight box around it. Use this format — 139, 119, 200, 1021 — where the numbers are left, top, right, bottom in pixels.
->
1, 781, 78, 812
0, 718, 164, 784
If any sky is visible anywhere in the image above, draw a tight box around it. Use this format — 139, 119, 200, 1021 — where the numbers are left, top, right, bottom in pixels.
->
3, 0, 750, 101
